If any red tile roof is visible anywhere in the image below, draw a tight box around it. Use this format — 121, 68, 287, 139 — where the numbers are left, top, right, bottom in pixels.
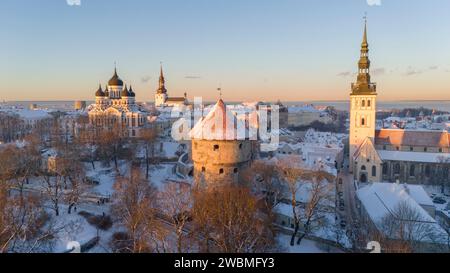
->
375, 129, 449, 148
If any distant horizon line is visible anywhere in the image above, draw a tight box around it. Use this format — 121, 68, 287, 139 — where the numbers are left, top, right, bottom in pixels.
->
3, 99, 450, 103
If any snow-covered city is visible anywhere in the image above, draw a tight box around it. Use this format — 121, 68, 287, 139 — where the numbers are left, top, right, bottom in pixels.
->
1, 1, 450, 271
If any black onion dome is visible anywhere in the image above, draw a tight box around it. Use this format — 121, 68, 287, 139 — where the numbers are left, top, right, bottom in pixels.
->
121, 85, 129, 97
108, 68, 124, 86
95, 84, 105, 97
129, 85, 136, 97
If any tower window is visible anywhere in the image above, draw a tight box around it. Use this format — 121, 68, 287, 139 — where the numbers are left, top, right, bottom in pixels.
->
362, 100, 366, 107
213, 144, 219, 151
361, 118, 366, 126
202, 167, 206, 172
367, 100, 371, 107
233, 168, 238, 174
219, 168, 224, 174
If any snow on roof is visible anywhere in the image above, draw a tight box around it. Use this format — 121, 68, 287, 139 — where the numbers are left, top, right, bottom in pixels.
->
0, 108, 52, 120
356, 183, 447, 243
190, 99, 240, 140
405, 184, 434, 207
378, 150, 450, 163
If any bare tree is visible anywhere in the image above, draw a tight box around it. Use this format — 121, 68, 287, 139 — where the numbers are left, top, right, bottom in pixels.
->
276, 156, 334, 246
379, 200, 449, 252
139, 127, 158, 179
111, 167, 167, 253
191, 185, 275, 253
159, 181, 193, 253
96, 122, 128, 173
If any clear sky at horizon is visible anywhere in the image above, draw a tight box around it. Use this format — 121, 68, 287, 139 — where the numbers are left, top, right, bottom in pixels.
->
1, 0, 450, 102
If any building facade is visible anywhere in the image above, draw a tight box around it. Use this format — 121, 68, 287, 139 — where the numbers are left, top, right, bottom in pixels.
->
88, 68, 148, 137
349, 22, 450, 186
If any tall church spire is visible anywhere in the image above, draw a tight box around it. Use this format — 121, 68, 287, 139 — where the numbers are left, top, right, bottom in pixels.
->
351, 17, 376, 95
157, 63, 167, 94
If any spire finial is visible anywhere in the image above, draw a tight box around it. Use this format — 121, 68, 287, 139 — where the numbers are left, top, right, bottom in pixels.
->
362, 13, 368, 45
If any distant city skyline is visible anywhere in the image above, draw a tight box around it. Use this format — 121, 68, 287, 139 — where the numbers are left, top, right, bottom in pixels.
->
1, 0, 450, 102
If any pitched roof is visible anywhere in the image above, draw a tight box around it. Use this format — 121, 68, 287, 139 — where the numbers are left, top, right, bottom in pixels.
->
190, 99, 238, 140
375, 129, 449, 148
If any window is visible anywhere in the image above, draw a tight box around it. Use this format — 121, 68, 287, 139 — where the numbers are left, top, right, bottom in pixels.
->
439, 148, 443, 153
361, 118, 366, 126
424, 147, 428, 152
219, 168, 224, 174
383, 145, 387, 150
361, 165, 366, 171
202, 167, 206, 172
382, 163, 388, 175
410, 147, 414, 151
425, 165, 431, 177
362, 100, 366, 107
367, 100, 371, 107
394, 163, 400, 174
233, 168, 238, 174
214, 144, 219, 151
396, 146, 400, 151
410, 165, 415, 177
372, 166, 377, 177
239, 143, 243, 149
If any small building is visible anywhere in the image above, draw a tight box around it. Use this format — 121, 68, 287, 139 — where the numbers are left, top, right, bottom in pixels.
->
356, 183, 448, 252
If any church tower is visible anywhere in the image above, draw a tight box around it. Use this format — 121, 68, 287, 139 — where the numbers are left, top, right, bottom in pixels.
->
154, 65, 168, 107
349, 19, 377, 172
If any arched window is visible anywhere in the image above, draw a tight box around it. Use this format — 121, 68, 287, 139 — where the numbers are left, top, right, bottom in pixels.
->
367, 100, 371, 107
362, 100, 366, 107
361, 118, 366, 126
219, 168, 224, 174
372, 166, 377, 177
213, 144, 219, 151
410, 165, 415, 177
361, 165, 366, 171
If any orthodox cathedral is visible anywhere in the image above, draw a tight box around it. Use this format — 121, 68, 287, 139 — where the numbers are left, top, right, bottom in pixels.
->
350, 21, 449, 185
88, 68, 148, 137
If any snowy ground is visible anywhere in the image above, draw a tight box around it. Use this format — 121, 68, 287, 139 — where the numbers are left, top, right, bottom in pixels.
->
276, 234, 343, 253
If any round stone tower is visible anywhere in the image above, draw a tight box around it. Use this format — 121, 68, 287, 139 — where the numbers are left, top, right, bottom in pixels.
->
190, 99, 257, 188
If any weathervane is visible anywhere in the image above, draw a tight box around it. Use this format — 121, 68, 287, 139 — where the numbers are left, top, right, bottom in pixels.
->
217, 84, 222, 99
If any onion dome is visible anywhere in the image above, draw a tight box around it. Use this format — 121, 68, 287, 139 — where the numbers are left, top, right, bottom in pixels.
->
108, 68, 124, 86
121, 85, 130, 97
95, 84, 105, 97
129, 85, 136, 97
104, 85, 109, 97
